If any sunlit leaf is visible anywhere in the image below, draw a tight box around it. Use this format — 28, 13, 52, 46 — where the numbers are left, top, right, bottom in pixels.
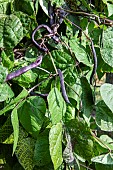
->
18, 96, 46, 138
0, 83, 14, 102
66, 118, 95, 161
47, 87, 66, 124
96, 101, 113, 131
0, 88, 28, 115
49, 123, 63, 170
100, 83, 113, 112
0, 14, 23, 48
11, 108, 19, 155
15, 137, 35, 170
69, 39, 91, 66
34, 129, 51, 166
101, 27, 113, 67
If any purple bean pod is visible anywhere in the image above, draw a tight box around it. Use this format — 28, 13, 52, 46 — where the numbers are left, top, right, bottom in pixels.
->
32, 24, 60, 52
32, 24, 53, 52
5, 55, 43, 81
57, 69, 70, 104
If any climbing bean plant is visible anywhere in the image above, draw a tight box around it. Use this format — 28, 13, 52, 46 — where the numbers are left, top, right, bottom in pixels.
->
0, 0, 113, 170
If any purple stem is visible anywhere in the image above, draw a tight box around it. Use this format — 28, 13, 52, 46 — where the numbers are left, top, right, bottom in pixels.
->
32, 24, 60, 52
5, 55, 43, 81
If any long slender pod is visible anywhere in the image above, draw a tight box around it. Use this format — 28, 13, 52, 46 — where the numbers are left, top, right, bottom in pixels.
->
90, 41, 97, 85
57, 69, 70, 104
6, 55, 43, 81
32, 24, 52, 52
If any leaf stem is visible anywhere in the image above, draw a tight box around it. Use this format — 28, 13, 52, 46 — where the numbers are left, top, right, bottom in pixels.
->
61, 8, 113, 26
91, 131, 112, 152
28, 74, 56, 93
48, 51, 58, 74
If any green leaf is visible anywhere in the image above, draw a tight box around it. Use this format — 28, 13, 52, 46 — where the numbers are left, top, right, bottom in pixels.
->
49, 123, 63, 170
14, 69, 38, 88
92, 153, 113, 165
14, 11, 33, 35
66, 118, 95, 161
92, 152, 113, 170
81, 77, 94, 118
11, 108, 19, 155
69, 39, 91, 66
64, 66, 77, 86
96, 101, 113, 131
107, 2, 113, 16
68, 78, 81, 109
0, 14, 23, 48
13, 0, 34, 15
18, 96, 46, 138
102, 0, 107, 4
95, 163, 113, 170
47, 87, 66, 124
51, 0, 65, 6
15, 137, 35, 170
0, 88, 28, 115
34, 129, 51, 166
65, 105, 76, 123
1, 50, 14, 69
0, 1, 11, 14
0, 65, 8, 83
100, 83, 113, 112
39, 0, 49, 16
0, 83, 14, 102
99, 135, 113, 151
101, 27, 113, 67
51, 50, 74, 70
0, 116, 13, 144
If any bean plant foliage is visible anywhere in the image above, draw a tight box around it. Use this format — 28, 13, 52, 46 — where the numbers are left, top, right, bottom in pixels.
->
0, 0, 113, 170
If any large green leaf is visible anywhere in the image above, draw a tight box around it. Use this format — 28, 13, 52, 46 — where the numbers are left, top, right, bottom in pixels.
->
66, 118, 96, 161
18, 96, 46, 138
11, 108, 19, 155
14, 69, 38, 88
92, 153, 113, 170
51, 0, 65, 6
0, 1, 11, 14
107, 2, 113, 16
67, 78, 81, 109
96, 101, 113, 131
0, 14, 23, 48
100, 83, 113, 112
34, 129, 51, 166
1, 50, 14, 69
101, 27, 113, 67
13, 0, 34, 15
0, 65, 8, 83
14, 11, 33, 35
0, 116, 13, 144
92, 153, 113, 164
39, 0, 49, 16
64, 66, 77, 86
15, 137, 35, 170
0, 88, 28, 115
47, 87, 66, 124
81, 77, 94, 118
50, 50, 74, 70
95, 163, 113, 170
0, 83, 14, 102
49, 123, 63, 170
69, 39, 91, 66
